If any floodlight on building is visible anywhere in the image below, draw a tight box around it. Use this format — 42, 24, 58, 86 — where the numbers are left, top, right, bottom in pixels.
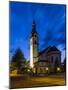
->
30, 41, 34, 68
30, 38, 34, 68
57, 67, 60, 71
46, 67, 48, 71
27, 69, 30, 72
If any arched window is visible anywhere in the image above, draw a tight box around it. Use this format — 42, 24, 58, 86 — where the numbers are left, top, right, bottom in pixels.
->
51, 56, 53, 63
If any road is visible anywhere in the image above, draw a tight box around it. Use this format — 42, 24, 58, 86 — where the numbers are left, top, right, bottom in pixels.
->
10, 74, 66, 89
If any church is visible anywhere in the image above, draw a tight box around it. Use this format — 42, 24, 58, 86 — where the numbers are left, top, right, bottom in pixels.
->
30, 21, 61, 75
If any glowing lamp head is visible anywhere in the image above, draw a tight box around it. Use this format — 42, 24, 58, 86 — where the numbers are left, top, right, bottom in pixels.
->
46, 67, 48, 71
27, 69, 30, 72
57, 67, 60, 71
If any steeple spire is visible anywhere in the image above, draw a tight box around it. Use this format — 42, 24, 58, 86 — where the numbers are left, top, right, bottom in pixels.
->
31, 20, 37, 37
32, 20, 36, 32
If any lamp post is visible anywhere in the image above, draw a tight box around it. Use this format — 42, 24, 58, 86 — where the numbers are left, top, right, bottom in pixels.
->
46, 67, 48, 74
57, 67, 60, 72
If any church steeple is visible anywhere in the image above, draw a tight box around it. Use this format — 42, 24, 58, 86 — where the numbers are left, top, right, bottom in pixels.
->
31, 20, 37, 37
30, 20, 38, 68
32, 20, 36, 31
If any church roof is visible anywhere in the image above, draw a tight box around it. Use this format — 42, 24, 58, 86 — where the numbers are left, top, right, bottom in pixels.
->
39, 46, 51, 55
46, 46, 60, 53
39, 46, 60, 56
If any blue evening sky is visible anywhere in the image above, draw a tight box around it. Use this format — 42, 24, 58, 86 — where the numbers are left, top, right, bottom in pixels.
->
10, 1, 66, 62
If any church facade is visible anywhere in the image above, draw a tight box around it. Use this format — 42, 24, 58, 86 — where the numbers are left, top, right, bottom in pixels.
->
30, 21, 61, 75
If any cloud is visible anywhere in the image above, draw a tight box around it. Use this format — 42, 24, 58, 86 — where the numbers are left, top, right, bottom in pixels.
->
10, 2, 66, 61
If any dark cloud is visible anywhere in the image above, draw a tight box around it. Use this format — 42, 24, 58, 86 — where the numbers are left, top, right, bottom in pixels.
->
10, 2, 66, 61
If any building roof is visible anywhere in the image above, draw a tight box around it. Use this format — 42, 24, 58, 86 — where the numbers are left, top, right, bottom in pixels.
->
39, 46, 51, 55
46, 46, 60, 53
39, 46, 60, 56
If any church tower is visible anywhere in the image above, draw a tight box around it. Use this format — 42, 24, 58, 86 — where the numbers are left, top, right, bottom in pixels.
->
30, 21, 38, 68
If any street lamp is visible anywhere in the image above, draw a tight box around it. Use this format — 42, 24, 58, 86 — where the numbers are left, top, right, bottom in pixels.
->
46, 67, 48, 74
46, 67, 48, 71
27, 69, 30, 72
57, 67, 60, 71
